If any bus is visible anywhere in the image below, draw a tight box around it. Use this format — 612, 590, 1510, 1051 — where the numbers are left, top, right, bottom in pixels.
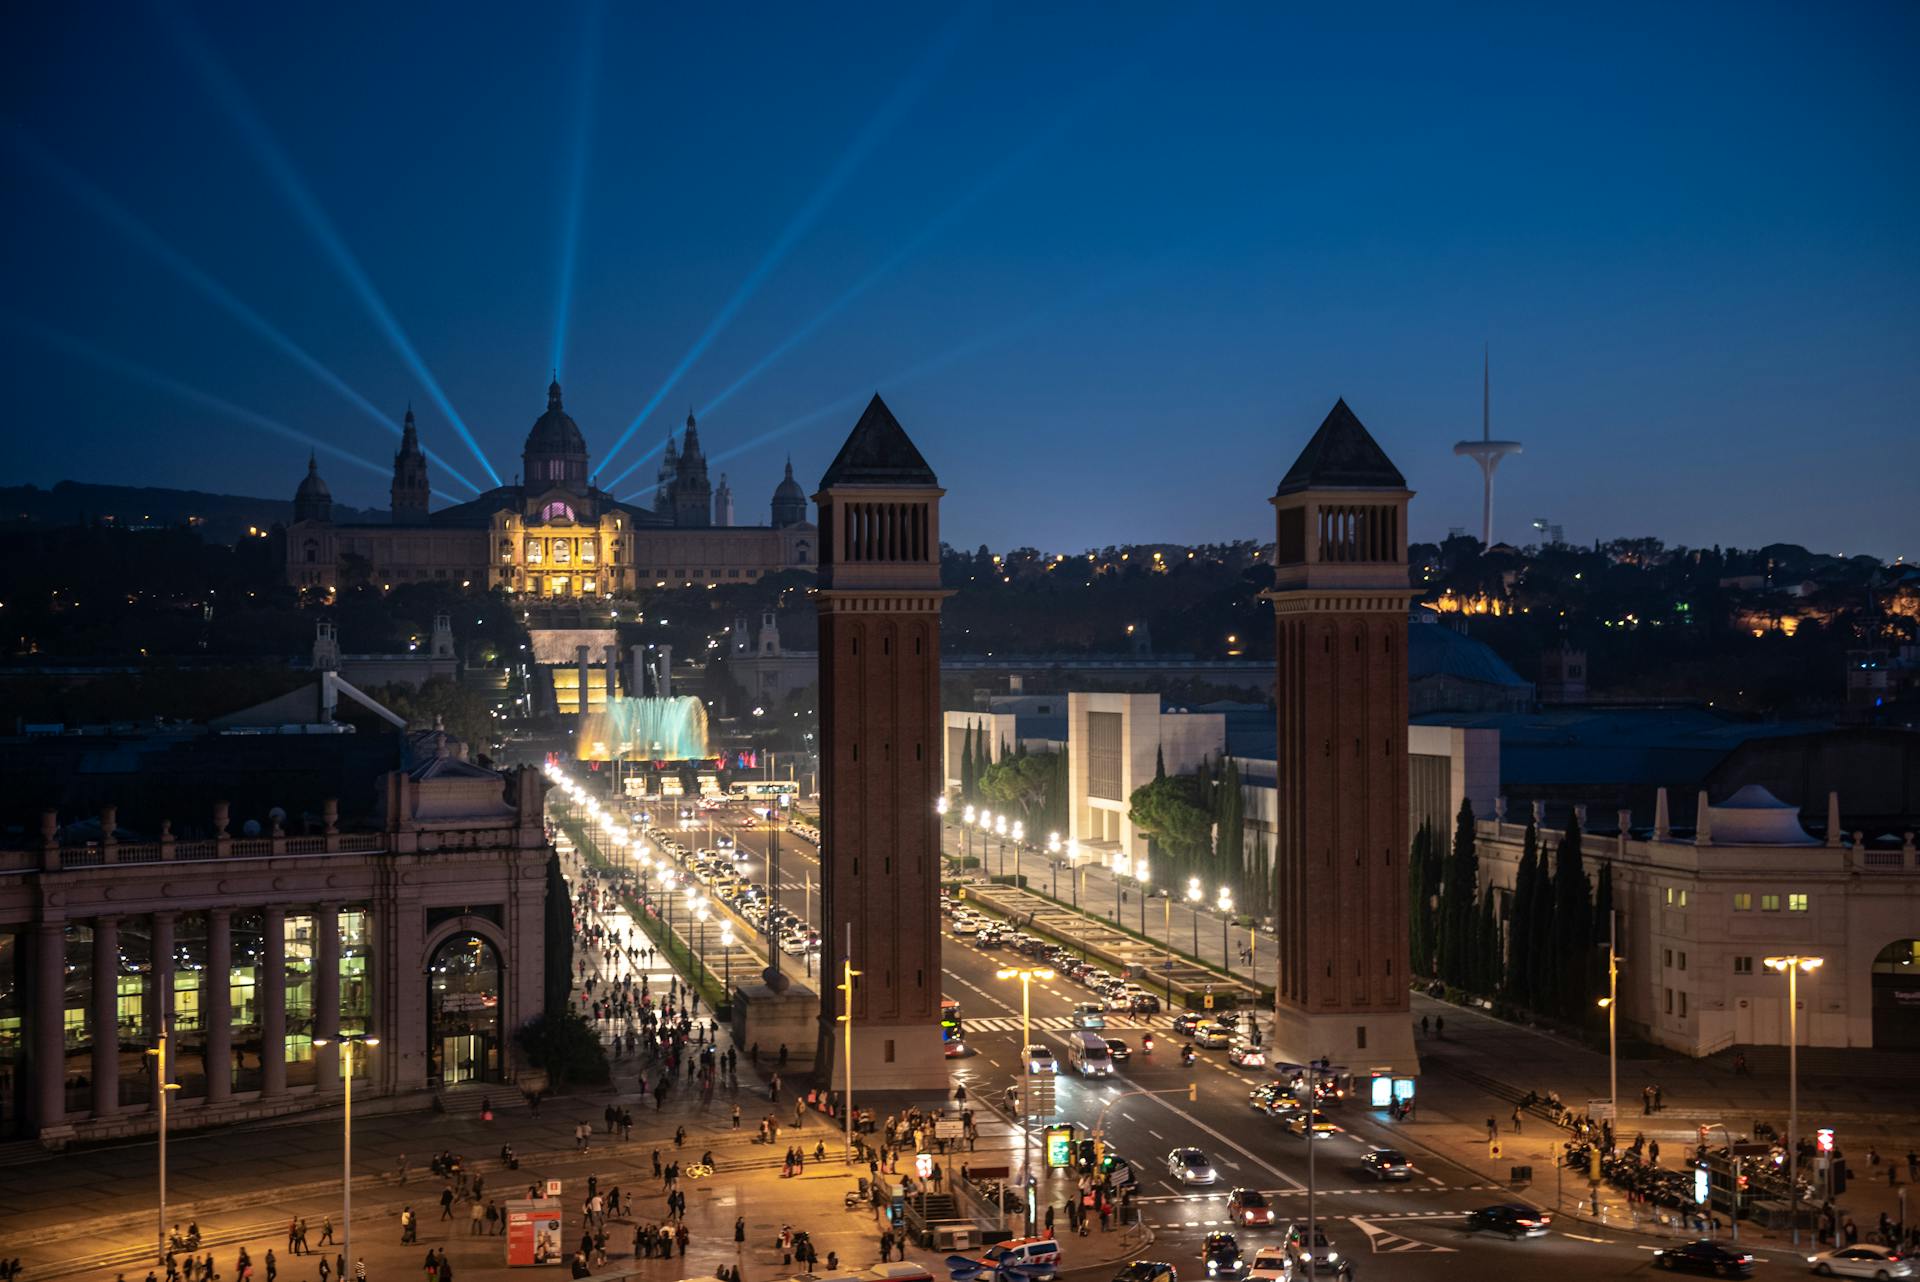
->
940, 998, 964, 1043
728, 780, 799, 801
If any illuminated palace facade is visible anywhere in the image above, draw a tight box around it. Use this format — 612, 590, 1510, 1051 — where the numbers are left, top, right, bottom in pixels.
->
285, 380, 816, 596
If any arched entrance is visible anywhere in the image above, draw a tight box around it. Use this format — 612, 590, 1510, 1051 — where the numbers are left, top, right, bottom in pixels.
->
428, 932, 502, 1084
1871, 940, 1920, 1049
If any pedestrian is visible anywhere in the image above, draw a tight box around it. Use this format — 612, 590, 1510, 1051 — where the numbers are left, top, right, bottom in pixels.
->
735, 1216, 746, 1249
318, 1259, 330, 1282
320, 1217, 335, 1246
1643, 1085, 1653, 1116
1650, 1140, 1662, 1166
441, 1184, 456, 1219
1486, 1116, 1497, 1140
265, 1250, 276, 1282
400, 1207, 416, 1244
287, 1220, 300, 1257
1511, 1105, 1523, 1134
732, 1103, 742, 1129
471, 1201, 485, 1234
1435, 1015, 1444, 1037
1654, 1083, 1664, 1111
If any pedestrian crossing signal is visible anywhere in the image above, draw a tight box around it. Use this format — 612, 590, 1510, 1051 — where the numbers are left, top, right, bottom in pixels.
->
1488, 1140, 1502, 1160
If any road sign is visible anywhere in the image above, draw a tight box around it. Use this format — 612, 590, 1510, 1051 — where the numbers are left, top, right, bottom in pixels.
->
1587, 1099, 1616, 1122
1203, 994, 1215, 1009
916, 1153, 934, 1179
545, 1179, 562, 1197
934, 1118, 965, 1140
1489, 1140, 1503, 1160
1817, 1128, 1835, 1153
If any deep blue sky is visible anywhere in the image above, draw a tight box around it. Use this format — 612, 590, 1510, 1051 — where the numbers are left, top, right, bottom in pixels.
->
3, 3, 1915, 557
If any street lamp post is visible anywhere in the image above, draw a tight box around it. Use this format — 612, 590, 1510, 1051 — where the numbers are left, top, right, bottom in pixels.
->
1114, 854, 1130, 922
1137, 865, 1150, 936
963, 806, 976, 863
997, 965, 1054, 1237
1010, 821, 1024, 885
1596, 910, 1619, 1148
312, 1031, 379, 1278
994, 815, 1008, 879
146, 1021, 182, 1263
1765, 954, 1823, 1246
1068, 841, 1081, 910
1186, 878, 1203, 959
694, 900, 709, 992
720, 923, 734, 998
1217, 889, 1234, 976
1162, 894, 1174, 1007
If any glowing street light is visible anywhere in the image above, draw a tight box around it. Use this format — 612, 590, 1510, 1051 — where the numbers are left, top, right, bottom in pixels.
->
1186, 878, 1203, 958
997, 965, 1055, 1235
1765, 954, 1824, 1244
311, 1032, 379, 1276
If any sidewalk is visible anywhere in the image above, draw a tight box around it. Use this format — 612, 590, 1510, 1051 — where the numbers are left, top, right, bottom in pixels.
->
1404, 991, 1920, 1244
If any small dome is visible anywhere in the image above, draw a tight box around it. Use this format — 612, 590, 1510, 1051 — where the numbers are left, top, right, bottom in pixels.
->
1706, 784, 1816, 846
295, 454, 331, 501
773, 458, 805, 502
524, 379, 587, 458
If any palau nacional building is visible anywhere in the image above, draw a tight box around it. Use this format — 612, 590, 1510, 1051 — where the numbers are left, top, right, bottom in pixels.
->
285, 380, 817, 595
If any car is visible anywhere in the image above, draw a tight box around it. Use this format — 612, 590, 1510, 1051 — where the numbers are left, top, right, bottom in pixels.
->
1226, 1041, 1266, 1068
1808, 1244, 1914, 1278
1245, 1247, 1288, 1282
1172, 1014, 1206, 1036
952, 917, 981, 935
1280, 1224, 1345, 1277
1248, 1084, 1290, 1115
1026, 1045, 1057, 1074
1068, 962, 1095, 981
949, 1236, 1061, 1282
1130, 993, 1163, 1014
1103, 991, 1133, 1011
1651, 1240, 1755, 1276
1167, 1147, 1219, 1185
1284, 1110, 1337, 1139
1360, 1148, 1413, 1181
943, 1039, 971, 1059
1463, 1204, 1552, 1239
1073, 1004, 1109, 1029
1112, 1265, 1177, 1282
1102, 1037, 1132, 1063
1226, 1188, 1273, 1227
1202, 1232, 1244, 1277
1194, 1024, 1234, 1050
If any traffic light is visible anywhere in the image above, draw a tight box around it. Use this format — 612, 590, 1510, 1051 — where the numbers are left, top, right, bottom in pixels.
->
1077, 1139, 1096, 1170
1817, 1128, 1835, 1154
1094, 1140, 1108, 1171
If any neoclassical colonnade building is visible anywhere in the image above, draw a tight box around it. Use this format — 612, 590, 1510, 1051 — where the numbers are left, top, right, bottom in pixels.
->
0, 727, 551, 1144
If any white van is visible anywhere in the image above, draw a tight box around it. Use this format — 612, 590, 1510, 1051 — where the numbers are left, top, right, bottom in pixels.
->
1067, 1030, 1113, 1077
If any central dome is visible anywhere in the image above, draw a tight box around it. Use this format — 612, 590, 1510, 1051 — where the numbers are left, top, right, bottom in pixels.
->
523, 379, 590, 490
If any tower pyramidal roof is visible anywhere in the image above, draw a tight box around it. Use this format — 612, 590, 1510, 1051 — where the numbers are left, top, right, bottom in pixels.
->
819, 393, 937, 487
1276, 398, 1406, 495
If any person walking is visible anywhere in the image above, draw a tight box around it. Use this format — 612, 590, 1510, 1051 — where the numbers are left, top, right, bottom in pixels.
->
441, 1184, 457, 1219
1511, 1105, 1523, 1134
320, 1217, 335, 1247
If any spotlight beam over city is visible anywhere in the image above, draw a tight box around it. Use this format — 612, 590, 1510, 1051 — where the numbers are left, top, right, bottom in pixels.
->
162, 7, 503, 487
10, 314, 401, 488
548, 0, 606, 385
4, 125, 483, 496
597, 13, 974, 489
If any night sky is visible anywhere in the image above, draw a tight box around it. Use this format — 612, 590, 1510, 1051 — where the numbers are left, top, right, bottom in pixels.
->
3, 3, 1914, 557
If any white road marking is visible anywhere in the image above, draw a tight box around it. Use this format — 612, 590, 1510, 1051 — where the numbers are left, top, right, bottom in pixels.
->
1147, 1128, 1164, 1140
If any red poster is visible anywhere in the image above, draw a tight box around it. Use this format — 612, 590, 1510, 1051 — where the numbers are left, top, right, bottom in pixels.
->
506, 1199, 564, 1266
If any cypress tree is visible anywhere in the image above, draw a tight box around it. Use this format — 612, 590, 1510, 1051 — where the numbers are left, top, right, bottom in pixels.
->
1552, 811, 1592, 1018
1507, 827, 1538, 1003
1154, 745, 1167, 782
1475, 888, 1499, 994
1438, 798, 1479, 987
960, 725, 975, 803
542, 851, 575, 1019
1524, 820, 1557, 1015
1592, 860, 1615, 1008
1408, 821, 1434, 977
1216, 758, 1245, 900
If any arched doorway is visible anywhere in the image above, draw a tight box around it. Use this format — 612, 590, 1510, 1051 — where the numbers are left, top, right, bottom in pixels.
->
1871, 940, 1920, 1049
428, 932, 502, 1084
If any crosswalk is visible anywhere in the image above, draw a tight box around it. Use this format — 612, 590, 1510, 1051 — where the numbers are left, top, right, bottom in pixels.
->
963, 1015, 1137, 1033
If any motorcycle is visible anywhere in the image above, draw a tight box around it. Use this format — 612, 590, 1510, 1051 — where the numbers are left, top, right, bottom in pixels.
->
1142, 1034, 1155, 1055
170, 1224, 201, 1252
1181, 1045, 1196, 1067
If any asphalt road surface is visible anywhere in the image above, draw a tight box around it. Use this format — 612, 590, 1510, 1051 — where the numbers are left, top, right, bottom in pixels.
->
680, 807, 1764, 1282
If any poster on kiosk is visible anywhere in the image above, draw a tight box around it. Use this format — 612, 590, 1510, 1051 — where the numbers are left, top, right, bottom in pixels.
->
507, 1199, 564, 1266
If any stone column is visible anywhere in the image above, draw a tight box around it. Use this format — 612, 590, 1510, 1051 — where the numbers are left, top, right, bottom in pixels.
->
261, 907, 286, 1097
34, 923, 65, 1128
604, 644, 621, 696
148, 913, 176, 1101
205, 910, 232, 1104
631, 645, 647, 699
92, 917, 120, 1118
314, 905, 341, 1091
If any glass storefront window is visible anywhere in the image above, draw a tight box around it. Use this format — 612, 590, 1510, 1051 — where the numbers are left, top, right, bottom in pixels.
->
340, 908, 372, 1078
526, 538, 543, 565
229, 911, 263, 1093
284, 913, 315, 1086
171, 913, 207, 1098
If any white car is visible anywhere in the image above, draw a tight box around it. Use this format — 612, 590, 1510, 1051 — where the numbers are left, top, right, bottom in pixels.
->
1246, 1247, 1289, 1282
1194, 1024, 1234, 1050
1167, 1147, 1218, 1185
952, 916, 981, 935
1026, 1045, 1057, 1074
1809, 1245, 1914, 1278
1226, 1041, 1266, 1068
